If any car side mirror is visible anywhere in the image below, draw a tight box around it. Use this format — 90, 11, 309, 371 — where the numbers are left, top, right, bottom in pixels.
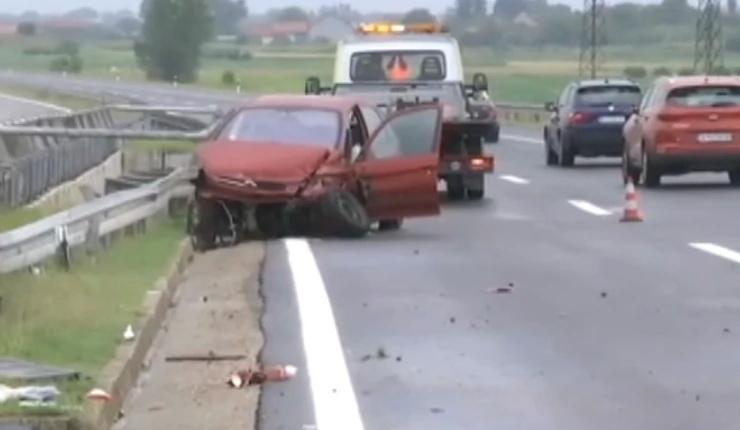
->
305, 76, 321, 95
544, 101, 556, 112
472, 73, 489, 93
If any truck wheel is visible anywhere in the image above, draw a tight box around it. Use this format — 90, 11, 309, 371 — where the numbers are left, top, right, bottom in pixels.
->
467, 188, 484, 200
378, 219, 403, 231
447, 177, 466, 201
466, 175, 485, 200
729, 169, 740, 186
485, 125, 499, 143
188, 197, 217, 252
320, 190, 370, 238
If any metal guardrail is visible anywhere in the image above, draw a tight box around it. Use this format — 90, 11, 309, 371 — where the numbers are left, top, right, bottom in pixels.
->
0, 104, 221, 208
495, 102, 548, 124
0, 167, 186, 274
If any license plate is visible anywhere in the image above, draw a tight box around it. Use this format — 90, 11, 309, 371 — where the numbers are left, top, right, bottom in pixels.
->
697, 133, 732, 143
598, 116, 625, 124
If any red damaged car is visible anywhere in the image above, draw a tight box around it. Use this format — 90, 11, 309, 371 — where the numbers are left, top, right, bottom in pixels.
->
187, 95, 443, 249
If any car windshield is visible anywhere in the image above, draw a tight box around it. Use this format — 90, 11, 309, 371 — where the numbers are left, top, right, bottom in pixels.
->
334, 83, 465, 112
576, 85, 642, 107
666, 85, 740, 108
350, 51, 447, 82
222, 108, 340, 147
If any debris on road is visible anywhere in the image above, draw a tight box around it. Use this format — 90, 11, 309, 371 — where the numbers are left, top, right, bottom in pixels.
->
723, 328, 731, 333
600, 292, 608, 298
123, 324, 135, 341
227, 365, 298, 388
430, 407, 445, 414
396, 356, 403, 362
376, 348, 388, 360
86, 388, 112, 401
449, 317, 456, 324
487, 282, 515, 294
165, 352, 247, 362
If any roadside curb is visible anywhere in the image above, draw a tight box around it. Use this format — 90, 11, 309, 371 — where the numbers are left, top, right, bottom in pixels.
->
80, 238, 194, 430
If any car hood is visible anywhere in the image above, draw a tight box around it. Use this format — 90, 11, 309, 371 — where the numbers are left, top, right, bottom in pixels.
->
197, 140, 331, 184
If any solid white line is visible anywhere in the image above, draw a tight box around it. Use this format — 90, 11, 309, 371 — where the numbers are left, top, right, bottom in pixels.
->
689, 243, 740, 264
284, 239, 364, 430
0, 91, 71, 114
501, 134, 542, 145
568, 199, 612, 216
500, 174, 531, 184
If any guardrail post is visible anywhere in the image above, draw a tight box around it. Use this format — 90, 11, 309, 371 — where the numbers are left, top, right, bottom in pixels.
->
56, 225, 72, 270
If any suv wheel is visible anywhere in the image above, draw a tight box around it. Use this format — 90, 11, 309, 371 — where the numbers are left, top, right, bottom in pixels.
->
729, 169, 740, 186
558, 135, 575, 167
545, 131, 558, 166
447, 177, 466, 201
641, 150, 661, 188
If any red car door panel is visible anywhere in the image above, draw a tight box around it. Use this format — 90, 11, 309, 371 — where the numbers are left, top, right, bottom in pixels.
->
354, 105, 442, 220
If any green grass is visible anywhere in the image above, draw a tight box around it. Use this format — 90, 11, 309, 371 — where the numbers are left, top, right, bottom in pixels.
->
0, 206, 61, 234
129, 139, 195, 154
0, 218, 185, 415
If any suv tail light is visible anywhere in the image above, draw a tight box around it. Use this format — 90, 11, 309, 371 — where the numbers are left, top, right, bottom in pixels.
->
568, 112, 594, 125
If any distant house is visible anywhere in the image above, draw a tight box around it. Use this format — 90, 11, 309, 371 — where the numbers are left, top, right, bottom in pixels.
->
513, 12, 538, 28
309, 15, 354, 43
243, 20, 310, 45
0, 22, 17, 37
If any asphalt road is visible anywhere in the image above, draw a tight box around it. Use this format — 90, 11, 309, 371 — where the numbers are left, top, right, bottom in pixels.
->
3, 72, 740, 429
0, 91, 69, 122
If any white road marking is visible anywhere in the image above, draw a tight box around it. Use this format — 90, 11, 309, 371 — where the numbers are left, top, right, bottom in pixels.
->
500, 174, 530, 185
568, 200, 612, 216
285, 239, 364, 430
501, 134, 542, 145
0, 92, 71, 114
689, 243, 740, 264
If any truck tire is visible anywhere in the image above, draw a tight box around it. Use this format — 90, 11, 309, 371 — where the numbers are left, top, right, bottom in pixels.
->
729, 169, 740, 186
319, 190, 370, 238
466, 174, 485, 200
485, 125, 499, 143
447, 176, 466, 201
378, 219, 403, 231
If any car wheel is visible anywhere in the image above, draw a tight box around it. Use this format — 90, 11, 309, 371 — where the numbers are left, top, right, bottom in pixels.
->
729, 169, 740, 186
447, 176, 466, 201
545, 132, 558, 166
378, 219, 403, 231
188, 197, 217, 252
319, 190, 370, 238
558, 134, 575, 167
641, 150, 661, 188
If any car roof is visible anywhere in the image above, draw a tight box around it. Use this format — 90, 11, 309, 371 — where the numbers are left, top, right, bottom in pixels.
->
251, 95, 362, 112
574, 78, 639, 88
658, 75, 740, 88
342, 34, 457, 46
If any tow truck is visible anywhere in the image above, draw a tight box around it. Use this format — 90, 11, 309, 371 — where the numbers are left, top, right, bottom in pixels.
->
304, 22, 498, 200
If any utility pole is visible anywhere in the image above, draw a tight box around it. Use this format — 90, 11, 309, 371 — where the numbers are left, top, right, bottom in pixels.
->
579, 0, 606, 79
693, 0, 723, 74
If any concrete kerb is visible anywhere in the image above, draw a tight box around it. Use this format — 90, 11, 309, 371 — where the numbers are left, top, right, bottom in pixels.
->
79, 238, 194, 430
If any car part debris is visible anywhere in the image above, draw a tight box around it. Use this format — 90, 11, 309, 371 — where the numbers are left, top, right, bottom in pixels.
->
165, 353, 246, 362
226, 365, 298, 388
0, 384, 60, 404
123, 324, 135, 341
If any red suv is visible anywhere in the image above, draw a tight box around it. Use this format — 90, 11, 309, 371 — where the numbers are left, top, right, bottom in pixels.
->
622, 76, 740, 187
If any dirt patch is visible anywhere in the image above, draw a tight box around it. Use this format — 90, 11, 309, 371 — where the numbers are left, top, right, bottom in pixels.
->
112, 242, 265, 430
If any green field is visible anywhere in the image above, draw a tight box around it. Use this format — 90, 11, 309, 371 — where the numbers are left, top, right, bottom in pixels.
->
0, 218, 185, 416
2, 36, 740, 104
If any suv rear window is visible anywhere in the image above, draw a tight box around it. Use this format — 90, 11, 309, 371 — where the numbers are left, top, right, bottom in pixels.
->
575, 85, 642, 107
350, 51, 446, 82
666, 85, 740, 108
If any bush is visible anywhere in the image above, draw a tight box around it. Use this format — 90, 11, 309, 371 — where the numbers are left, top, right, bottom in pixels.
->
653, 66, 672, 77
49, 57, 70, 72
222, 70, 236, 85
68, 55, 83, 73
677, 67, 695, 76
58, 41, 80, 57
623, 66, 647, 79
23, 46, 59, 56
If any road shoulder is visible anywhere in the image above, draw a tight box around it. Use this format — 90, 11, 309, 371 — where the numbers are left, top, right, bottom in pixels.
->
113, 242, 265, 430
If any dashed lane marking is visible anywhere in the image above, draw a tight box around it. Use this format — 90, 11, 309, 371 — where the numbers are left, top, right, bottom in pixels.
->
689, 243, 740, 265
501, 134, 542, 145
568, 199, 612, 216
284, 238, 364, 430
500, 174, 531, 185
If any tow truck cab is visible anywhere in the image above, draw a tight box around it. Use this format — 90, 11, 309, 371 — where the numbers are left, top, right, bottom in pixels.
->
305, 22, 498, 201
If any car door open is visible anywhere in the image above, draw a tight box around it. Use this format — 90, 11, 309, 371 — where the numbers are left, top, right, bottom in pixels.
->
354, 105, 442, 220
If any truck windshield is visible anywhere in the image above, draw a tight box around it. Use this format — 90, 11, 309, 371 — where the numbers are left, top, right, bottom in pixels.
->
350, 51, 446, 82
334, 83, 465, 114
222, 108, 340, 147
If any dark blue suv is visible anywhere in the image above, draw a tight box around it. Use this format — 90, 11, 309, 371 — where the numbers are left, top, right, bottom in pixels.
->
544, 79, 642, 167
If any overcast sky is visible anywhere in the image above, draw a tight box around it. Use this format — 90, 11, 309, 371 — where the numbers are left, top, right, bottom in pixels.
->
4, 0, 663, 15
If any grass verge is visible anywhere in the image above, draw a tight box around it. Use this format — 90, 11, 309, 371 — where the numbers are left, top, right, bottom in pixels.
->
0, 217, 186, 416
0, 85, 99, 111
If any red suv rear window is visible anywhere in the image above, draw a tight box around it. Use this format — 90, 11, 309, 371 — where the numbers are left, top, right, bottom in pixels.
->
666, 85, 740, 108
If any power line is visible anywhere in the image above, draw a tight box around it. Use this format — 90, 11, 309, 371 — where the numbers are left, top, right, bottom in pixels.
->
693, 0, 724, 74
579, 0, 606, 79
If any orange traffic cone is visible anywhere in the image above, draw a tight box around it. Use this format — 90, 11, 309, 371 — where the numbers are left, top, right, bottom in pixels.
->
620, 179, 643, 222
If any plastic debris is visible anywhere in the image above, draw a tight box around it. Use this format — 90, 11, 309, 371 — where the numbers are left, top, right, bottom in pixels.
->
227, 365, 298, 388
86, 388, 112, 401
123, 324, 135, 341
0, 384, 60, 404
